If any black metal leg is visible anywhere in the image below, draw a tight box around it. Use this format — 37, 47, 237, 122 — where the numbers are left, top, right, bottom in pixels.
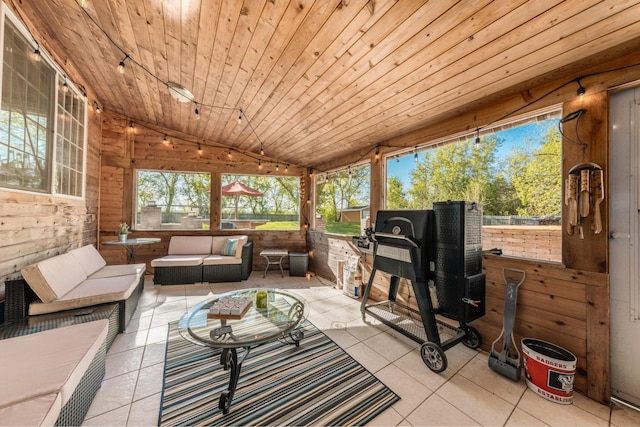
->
218, 347, 248, 414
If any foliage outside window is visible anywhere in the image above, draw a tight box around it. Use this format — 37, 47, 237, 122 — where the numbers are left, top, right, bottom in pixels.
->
135, 170, 211, 231
315, 164, 370, 235
221, 174, 300, 231
0, 13, 86, 196
386, 111, 561, 260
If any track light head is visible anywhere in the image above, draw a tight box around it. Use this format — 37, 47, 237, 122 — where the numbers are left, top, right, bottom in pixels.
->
194, 103, 200, 120
117, 54, 129, 74
33, 46, 41, 62
576, 78, 586, 96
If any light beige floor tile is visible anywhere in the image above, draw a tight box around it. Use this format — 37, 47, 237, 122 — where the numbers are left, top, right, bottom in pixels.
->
344, 342, 391, 373
154, 285, 186, 298
146, 324, 169, 345
611, 402, 640, 426
307, 312, 334, 331
363, 329, 416, 362
141, 341, 167, 368
125, 314, 152, 333
573, 392, 612, 421
437, 374, 515, 426
505, 408, 550, 426
209, 283, 238, 295
394, 350, 449, 391
376, 364, 432, 417
152, 298, 187, 315
322, 326, 361, 349
150, 308, 184, 329
347, 315, 389, 341
108, 328, 149, 354
85, 371, 138, 418
406, 393, 479, 426
517, 389, 608, 427
459, 352, 527, 405
82, 404, 130, 426
322, 303, 363, 324
133, 363, 165, 401
127, 393, 162, 426
367, 407, 405, 426
105, 346, 144, 379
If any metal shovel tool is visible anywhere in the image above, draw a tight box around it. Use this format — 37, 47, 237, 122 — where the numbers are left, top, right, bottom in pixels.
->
488, 268, 526, 382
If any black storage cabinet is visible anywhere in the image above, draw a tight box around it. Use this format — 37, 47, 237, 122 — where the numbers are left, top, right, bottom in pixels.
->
288, 252, 309, 276
433, 201, 485, 323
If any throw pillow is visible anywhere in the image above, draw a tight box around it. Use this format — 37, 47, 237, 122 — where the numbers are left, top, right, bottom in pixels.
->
220, 238, 239, 256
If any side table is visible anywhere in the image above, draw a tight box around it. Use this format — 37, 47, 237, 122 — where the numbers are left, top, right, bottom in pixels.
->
259, 249, 288, 278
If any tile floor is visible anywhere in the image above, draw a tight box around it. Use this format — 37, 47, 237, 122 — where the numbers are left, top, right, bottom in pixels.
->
82, 273, 640, 426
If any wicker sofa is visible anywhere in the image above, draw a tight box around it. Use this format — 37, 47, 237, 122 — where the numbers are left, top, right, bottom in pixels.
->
0, 319, 109, 426
151, 235, 253, 285
6, 245, 144, 336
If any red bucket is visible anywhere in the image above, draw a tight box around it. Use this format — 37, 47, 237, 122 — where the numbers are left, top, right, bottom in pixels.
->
522, 338, 576, 404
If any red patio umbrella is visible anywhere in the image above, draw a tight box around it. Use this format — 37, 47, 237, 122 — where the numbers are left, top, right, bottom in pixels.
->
221, 180, 264, 219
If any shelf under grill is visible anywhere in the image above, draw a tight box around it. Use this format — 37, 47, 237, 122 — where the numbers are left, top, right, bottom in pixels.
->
363, 300, 465, 350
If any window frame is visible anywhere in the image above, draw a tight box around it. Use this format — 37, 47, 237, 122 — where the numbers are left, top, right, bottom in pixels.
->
0, 4, 87, 199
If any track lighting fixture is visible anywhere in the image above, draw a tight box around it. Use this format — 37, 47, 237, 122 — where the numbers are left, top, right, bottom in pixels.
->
228, 149, 232, 158
117, 54, 129, 74
375, 147, 380, 161
33, 45, 40, 62
276, 162, 280, 171
197, 143, 202, 154
194, 103, 200, 120
285, 164, 289, 173
576, 78, 586, 97
93, 101, 101, 114
260, 142, 264, 156
258, 160, 262, 170
237, 109, 243, 125
475, 128, 480, 150
61, 80, 69, 93
163, 134, 169, 145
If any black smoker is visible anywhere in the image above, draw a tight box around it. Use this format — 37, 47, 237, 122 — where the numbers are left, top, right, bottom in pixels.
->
359, 201, 485, 373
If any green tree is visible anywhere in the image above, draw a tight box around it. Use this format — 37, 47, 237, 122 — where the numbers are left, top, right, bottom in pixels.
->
508, 127, 561, 216
316, 166, 370, 222
386, 176, 410, 209
183, 173, 211, 217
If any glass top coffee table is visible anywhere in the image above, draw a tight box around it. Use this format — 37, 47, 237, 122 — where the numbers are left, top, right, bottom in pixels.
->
178, 288, 308, 414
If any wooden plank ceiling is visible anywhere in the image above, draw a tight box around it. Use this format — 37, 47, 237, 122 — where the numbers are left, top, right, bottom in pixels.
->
16, 0, 640, 171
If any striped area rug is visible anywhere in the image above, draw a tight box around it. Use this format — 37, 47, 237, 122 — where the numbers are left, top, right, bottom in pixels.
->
159, 320, 399, 426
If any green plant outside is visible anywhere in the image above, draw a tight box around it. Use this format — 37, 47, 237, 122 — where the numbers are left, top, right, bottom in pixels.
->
325, 221, 361, 235
255, 221, 300, 230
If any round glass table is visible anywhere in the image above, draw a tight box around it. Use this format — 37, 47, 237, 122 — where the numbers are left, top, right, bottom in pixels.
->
178, 288, 308, 414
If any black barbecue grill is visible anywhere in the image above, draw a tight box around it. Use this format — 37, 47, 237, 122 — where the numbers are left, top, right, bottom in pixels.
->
360, 203, 485, 373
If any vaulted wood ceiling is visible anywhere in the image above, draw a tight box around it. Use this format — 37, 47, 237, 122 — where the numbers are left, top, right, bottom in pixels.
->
16, 0, 640, 170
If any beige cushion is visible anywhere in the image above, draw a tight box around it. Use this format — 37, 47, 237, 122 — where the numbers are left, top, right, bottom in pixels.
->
28, 275, 140, 316
21, 253, 88, 303
89, 263, 145, 279
0, 320, 108, 408
211, 235, 248, 257
0, 393, 61, 427
203, 255, 242, 266
150, 255, 206, 268
168, 236, 212, 255
69, 245, 107, 276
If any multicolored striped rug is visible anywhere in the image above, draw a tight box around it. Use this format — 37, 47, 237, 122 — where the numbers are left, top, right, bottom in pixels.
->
159, 320, 399, 426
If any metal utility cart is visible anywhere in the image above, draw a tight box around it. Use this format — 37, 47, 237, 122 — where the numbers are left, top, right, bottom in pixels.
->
359, 205, 485, 373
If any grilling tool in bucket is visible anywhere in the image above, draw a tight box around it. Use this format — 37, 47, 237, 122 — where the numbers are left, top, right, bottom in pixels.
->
489, 268, 525, 381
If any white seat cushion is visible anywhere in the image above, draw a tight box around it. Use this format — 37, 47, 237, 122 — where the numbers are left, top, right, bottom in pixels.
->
21, 253, 88, 303
150, 255, 206, 268
168, 236, 212, 255
28, 275, 140, 316
0, 393, 61, 427
69, 245, 107, 276
203, 255, 242, 266
89, 263, 145, 279
0, 320, 108, 408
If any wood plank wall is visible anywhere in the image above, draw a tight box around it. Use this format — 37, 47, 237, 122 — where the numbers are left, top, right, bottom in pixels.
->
98, 112, 309, 270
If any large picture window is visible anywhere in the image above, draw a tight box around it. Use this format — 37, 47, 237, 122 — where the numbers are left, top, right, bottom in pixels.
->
0, 10, 86, 196
221, 174, 300, 231
314, 164, 370, 235
135, 170, 211, 231
386, 109, 561, 261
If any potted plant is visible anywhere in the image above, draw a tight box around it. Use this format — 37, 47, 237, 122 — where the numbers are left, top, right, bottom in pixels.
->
118, 222, 130, 241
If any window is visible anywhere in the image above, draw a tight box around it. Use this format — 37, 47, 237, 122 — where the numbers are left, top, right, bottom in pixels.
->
0, 10, 86, 196
221, 174, 300, 231
135, 170, 211, 231
386, 109, 561, 261
314, 164, 370, 235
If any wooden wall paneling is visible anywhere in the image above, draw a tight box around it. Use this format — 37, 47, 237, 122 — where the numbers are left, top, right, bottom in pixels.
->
562, 92, 609, 273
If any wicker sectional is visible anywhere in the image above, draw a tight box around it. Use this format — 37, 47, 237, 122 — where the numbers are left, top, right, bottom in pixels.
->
151, 235, 253, 285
